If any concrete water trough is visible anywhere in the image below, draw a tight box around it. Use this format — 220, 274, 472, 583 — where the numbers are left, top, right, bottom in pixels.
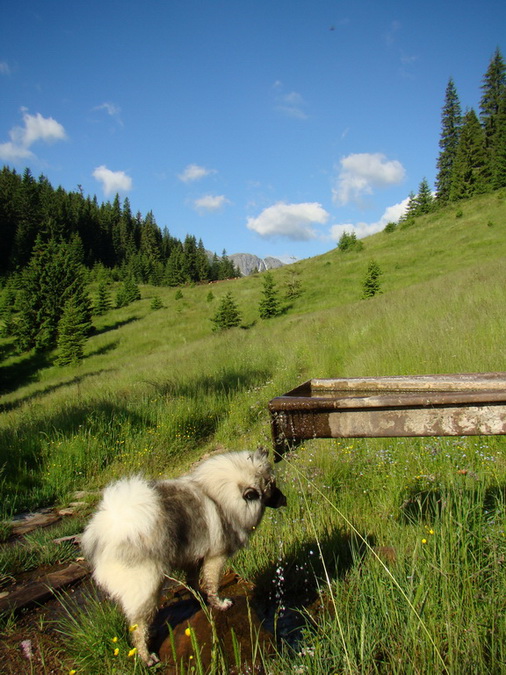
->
269, 372, 506, 459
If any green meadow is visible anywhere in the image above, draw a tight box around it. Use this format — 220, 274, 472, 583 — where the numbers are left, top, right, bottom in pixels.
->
1, 190, 506, 673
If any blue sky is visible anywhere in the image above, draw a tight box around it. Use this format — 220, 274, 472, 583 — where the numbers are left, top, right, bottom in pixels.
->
1, 1, 505, 262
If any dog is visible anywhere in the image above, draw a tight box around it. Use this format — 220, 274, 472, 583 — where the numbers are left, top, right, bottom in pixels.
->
81, 448, 286, 664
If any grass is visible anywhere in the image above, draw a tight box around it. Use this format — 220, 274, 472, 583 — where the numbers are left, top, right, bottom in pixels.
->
1, 189, 506, 672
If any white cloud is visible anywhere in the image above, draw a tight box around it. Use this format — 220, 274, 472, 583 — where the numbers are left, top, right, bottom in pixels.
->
0, 108, 67, 162
92, 165, 133, 195
273, 81, 308, 120
194, 194, 230, 213
247, 202, 329, 240
93, 102, 123, 125
329, 196, 410, 241
333, 152, 405, 205
178, 164, 216, 183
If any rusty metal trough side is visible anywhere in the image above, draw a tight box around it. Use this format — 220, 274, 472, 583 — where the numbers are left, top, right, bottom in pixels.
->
269, 372, 506, 459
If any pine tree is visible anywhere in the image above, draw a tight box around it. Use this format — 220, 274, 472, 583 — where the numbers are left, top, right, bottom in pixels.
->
259, 272, 281, 319
338, 231, 363, 252
362, 260, 382, 299
435, 78, 462, 203
56, 293, 92, 366
414, 177, 434, 214
94, 282, 112, 315
492, 88, 506, 188
211, 292, 242, 330
480, 48, 506, 144
150, 295, 163, 310
14, 235, 92, 352
450, 108, 491, 200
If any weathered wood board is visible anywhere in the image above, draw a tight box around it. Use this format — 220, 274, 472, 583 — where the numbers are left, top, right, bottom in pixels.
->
269, 372, 506, 458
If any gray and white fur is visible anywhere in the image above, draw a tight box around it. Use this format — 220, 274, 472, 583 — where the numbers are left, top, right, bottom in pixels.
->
81, 448, 286, 664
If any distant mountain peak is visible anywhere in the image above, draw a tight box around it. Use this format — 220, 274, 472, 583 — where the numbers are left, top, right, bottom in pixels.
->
229, 253, 286, 276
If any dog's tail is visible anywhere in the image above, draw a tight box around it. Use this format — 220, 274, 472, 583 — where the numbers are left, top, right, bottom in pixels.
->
82, 476, 161, 563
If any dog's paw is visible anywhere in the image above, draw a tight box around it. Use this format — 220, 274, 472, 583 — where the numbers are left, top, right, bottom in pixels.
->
210, 596, 233, 611
146, 652, 160, 667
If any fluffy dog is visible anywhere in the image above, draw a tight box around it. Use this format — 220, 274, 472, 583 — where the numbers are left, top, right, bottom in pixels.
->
81, 448, 286, 663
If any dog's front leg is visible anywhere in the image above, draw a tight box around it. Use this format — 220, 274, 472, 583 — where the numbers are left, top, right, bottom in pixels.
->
201, 554, 233, 610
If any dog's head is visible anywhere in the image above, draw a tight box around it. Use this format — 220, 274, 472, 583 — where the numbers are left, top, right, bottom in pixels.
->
242, 447, 287, 509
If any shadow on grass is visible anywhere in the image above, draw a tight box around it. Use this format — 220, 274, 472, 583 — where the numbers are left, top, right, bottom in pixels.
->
0, 349, 52, 396
143, 366, 273, 399
252, 528, 375, 647
0, 399, 148, 512
399, 484, 506, 524
93, 316, 139, 337
0, 369, 115, 413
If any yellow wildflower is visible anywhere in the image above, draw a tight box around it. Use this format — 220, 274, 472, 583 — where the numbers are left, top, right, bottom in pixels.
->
185, 627, 191, 637
129, 624, 138, 632
112, 636, 118, 643
113, 648, 119, 657
421, 538, 427, 544
128, 647, 137, 658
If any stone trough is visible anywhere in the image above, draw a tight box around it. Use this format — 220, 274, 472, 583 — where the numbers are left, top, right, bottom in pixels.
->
269, 372, 506, 458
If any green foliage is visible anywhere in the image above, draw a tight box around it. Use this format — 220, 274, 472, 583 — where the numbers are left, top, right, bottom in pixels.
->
450, 108, 491, 200
56, 292, 93, 366
13, 234, 91, 353
338, 230, 363, 252
150, 295, 163, 310
116, 277, 141, 308
362, 259, 382, 298
211, 291, 242, 330
284, 270, 303, 299
259, 271, 281, 319
175, 288, 184, 300
384, 221, 397, 233
0, 285, 16, 337
94, 282, 112, 315
207, 289, 215, 302
436, 77, 462, 203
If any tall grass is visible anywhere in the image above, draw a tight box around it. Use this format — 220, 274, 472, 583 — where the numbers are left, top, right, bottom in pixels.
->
1, 190, 506, 671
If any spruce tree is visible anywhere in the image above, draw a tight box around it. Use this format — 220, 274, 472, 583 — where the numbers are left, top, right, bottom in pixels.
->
94, 282, 112, 315
56, 294, 92, 366
211, 291, 242, 330
480, 48, 506, 145
259, 272, 281, 319
435, 78, 462, 203
450, 108, 491, 200
15, 234, 91, 352
362, 260, 382, 299
414, 177, 434, 214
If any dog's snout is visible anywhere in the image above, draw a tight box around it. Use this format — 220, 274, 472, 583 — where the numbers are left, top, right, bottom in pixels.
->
264, 486, 287, 509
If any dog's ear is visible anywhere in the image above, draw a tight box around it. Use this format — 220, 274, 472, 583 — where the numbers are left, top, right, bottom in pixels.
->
253, 446, 269, 461
243, 487, 260, 501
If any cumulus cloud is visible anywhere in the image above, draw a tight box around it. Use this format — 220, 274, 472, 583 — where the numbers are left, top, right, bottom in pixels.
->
92, 165, 133, 195
329, 195, 410, 241
0, 108, 67, 162
178, 164, 216, 183
333, 152, 405, 205
247, 202, 329, 240
193, 194, 230, 213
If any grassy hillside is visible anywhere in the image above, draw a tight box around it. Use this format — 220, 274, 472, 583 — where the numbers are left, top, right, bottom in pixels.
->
1, 189, 506, 672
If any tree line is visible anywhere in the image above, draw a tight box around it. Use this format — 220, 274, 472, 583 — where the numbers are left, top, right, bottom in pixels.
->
0, 167, 240, 285
403, 48, 506, 222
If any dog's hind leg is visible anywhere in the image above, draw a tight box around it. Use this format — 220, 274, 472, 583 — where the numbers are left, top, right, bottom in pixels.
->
96, 560, 163, 664
200, 554, 233, 610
